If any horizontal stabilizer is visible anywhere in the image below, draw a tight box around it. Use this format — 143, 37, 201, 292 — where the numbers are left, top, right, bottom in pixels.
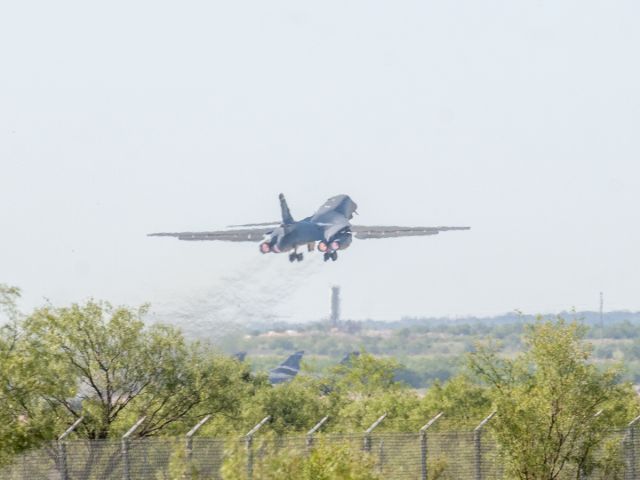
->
227, 222, 281, 228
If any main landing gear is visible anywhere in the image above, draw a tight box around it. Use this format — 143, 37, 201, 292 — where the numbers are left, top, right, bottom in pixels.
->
289, 251, 304, 262
323, 251, 338, 262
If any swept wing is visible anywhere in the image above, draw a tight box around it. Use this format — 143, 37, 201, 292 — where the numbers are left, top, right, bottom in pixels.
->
148, 226, 274, 242
351, 225, 470, 240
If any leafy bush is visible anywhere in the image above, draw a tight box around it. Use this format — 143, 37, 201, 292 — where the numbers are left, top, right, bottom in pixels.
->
221, 437, 380, 480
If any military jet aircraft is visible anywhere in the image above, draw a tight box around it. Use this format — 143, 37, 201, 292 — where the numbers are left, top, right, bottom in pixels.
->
149, 194, 469, 262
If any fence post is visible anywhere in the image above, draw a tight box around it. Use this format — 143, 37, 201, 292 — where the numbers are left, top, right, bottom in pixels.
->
57, 417, 84, 480
474, 412, 496, 480
185, 415, 211, 479
378, 439, 385, 472
306, 416, 329, 451
245, 416, 270, 480
625, 414, 640, 480
419, 412, 444, 480
363, 413, 386, 453
122, 417, 146, 480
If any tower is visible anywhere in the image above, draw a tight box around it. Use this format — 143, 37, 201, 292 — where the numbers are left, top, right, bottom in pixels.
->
600, 291, 604, 337
330, 286, 341, 328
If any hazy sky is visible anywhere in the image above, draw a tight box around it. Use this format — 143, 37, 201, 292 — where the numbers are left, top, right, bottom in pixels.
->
1, 1, 639, 324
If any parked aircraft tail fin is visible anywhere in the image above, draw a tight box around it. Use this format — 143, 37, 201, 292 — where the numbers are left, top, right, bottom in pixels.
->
279, 193, 294, 224
280, 350, 304, 370
268, 351, 304, 385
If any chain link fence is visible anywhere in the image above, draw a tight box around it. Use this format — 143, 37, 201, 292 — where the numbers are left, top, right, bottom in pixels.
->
3, 426, 640, 479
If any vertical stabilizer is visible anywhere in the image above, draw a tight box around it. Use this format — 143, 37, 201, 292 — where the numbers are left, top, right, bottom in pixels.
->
268, 351, 304, 385
279, 193, 294, 224
281, 351, 304, 369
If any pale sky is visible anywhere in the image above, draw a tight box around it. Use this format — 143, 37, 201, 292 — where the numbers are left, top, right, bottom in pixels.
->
1, 1, 639, 324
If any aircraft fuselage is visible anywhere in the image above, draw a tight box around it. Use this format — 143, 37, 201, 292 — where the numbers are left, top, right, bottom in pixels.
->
266, 221, 325, 253
259, 194, 357, 262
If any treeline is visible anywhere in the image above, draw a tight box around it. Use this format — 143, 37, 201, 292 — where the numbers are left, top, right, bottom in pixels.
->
223, 317, 640, 387
1, 284, 640, 478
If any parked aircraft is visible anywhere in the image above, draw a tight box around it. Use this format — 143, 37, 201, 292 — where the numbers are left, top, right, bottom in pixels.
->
150, 194, 469, 262
233, 352, 247, 362
339, 351, 360, 365
247, 350, 364, 386
268, 351, 304, 385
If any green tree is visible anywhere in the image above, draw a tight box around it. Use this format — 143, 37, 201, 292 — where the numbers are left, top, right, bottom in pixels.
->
244, 377, 329, 435
21, 300, 258, 439
336, 387, 422, 432
0, 285, 67, 464
417, 375, 492, 430
325, 352, 421, 432
221, 438, 380, 480
469, 318, 639, 480
0, 284, 21, 324
327, 352, 400, 399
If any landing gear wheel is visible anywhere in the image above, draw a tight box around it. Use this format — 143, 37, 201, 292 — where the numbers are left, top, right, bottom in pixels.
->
290, 252, 304, 262
331, 251, 338, 261
323, 252, 331, 262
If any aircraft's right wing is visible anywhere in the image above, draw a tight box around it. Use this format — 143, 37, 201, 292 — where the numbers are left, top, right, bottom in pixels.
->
351, 225, 470, 239
148, 226, 275, 242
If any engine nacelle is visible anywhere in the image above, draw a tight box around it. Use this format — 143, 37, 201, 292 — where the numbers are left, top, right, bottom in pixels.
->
259, 242, 271, 253
329, 231, 353, 250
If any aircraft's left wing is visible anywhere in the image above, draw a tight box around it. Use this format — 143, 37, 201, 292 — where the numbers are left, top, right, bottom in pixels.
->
351, 225, 470, 239
148, 227, 274, 242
